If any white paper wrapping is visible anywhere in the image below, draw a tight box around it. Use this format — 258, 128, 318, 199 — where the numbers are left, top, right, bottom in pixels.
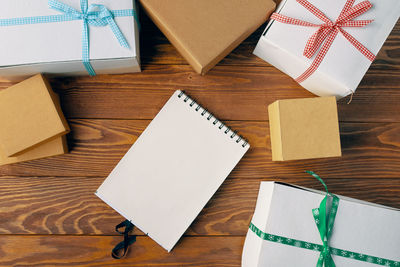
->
0, 0, 140, 80
254, 0, 400, 98
242, 182, 400, 267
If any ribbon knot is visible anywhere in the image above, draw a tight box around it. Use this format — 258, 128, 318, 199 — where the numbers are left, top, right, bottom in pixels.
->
249, 173, 399, 266
270, 0, 376, 84
49, 0, 130, 76
307, 171, 339, 267
112, 220, 136, 259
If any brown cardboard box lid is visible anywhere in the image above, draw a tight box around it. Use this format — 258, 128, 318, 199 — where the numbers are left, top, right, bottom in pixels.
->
268, 97, 342, 161
140, 0, 276, 74
0, 74, 70, 157
0, 136, 68, 166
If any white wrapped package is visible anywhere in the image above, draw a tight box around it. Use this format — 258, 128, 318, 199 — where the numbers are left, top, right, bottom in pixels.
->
254, 0, 400, 98
0, 0, 140, 80
242, 181, 400, 267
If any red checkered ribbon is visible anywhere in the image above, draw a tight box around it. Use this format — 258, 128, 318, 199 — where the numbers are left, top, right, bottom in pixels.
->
271, 0, 376, 83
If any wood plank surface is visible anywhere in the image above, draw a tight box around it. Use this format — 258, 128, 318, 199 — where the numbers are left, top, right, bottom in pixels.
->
0, 176, 399, 236
0, 7, 398, 267
1, 120, 399, 178
0, 236, 243, 267
47, 67, 400, 122
0, 24, 398, 122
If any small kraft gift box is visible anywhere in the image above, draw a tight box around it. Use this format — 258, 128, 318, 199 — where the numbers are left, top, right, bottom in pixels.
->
254, 0, 400, 98
268, 96, 341, 161
0, 74, 69, 165
242, 173, 400, 267
140, 0, 276, 75
0, 0, 140, 80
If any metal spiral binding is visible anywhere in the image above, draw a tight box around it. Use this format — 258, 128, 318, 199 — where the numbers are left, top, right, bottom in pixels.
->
177, 91, 249, 148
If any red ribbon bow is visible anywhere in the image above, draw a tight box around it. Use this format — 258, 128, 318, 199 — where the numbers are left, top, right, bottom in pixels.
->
271, 0, 376, 83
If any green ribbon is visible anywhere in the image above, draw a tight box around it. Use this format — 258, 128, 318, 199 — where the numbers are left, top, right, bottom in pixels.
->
307, 171, 339, 267
248, 171, 400, 267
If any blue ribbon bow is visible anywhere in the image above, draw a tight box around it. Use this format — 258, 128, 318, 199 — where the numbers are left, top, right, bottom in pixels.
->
49, 0, 130, 76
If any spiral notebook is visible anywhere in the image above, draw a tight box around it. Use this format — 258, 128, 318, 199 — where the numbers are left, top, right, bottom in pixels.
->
96, 90, 250, 251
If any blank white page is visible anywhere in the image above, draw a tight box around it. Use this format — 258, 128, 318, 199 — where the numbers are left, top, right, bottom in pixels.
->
96, 90, 250, 251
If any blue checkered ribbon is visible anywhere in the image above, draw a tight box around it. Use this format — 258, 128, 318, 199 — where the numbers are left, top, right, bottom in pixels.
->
0, 0, 138, 76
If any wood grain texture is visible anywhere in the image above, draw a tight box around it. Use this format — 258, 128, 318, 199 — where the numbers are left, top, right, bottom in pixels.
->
0, 25, 398, 122
0, 8, 398, 267
1, 120, 399, 178
0, 236, 243, 267
30, 66, 400, 122
0, 176, 399, 236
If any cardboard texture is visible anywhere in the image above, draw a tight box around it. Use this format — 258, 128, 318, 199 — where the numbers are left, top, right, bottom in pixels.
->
140, 0, 276, 75
242, 182, 400, 266
0, 0, 140, 80
268, 97, 341, 161
0, 74, 70, 157
254, 0, 400, 98
0, 136, 68, 166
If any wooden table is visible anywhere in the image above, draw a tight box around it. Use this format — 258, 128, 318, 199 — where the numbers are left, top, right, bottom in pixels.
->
0, 11, 399, 267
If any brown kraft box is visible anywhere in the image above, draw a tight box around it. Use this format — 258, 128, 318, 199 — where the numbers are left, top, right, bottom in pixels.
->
268, 97, 342, 161
0, 74, 70, 157
0, 136, 68, 166
140, 0, 276, 75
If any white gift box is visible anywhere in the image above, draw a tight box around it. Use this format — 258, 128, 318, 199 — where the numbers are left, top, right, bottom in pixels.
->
242, 182, 400, 267
254, 0, 400, 98
0, 0, 140, 80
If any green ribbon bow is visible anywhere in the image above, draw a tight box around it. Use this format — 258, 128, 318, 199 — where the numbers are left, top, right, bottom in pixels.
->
248, 171, 399, 266
307, 171, 340, 267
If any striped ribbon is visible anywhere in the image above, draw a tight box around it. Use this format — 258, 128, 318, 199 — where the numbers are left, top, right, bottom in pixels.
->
0, 0, 138, 76
270, 0, 376, 83
248, 172, 399, 266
